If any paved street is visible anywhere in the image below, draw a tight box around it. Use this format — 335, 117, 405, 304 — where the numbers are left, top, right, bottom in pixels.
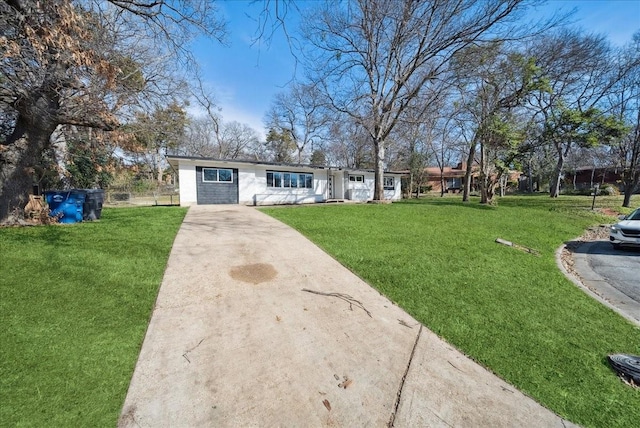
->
587, 242, 640, 304
569, 240, 640, 325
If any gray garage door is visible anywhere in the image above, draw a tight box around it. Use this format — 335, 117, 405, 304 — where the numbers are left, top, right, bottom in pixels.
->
196, 166, 239, 204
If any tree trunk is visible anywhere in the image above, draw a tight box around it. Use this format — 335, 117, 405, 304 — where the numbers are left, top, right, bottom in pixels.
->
550, 155, 565, 198
622, 169, 639, 208
479, 142, 489, 204
0, 114, 58, 220
550, 142, 568, 198
499, 174, 507, 197
622, 178, 637, 207
622, 113, 640, 207
408, 170, 414, 198
373, 138, 385, 200
155, 149, 164, 183
462, 142, 476, 202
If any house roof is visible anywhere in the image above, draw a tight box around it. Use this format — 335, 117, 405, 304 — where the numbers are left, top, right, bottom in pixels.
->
424, 166, 469, 178
395, 166, 473, 178
166, 155, 404, 175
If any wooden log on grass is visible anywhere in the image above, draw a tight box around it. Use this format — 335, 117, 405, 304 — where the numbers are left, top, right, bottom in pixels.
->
495, 238, 540, 256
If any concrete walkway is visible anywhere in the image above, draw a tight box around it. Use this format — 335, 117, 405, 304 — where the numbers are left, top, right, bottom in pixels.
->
119, 205, 576, 427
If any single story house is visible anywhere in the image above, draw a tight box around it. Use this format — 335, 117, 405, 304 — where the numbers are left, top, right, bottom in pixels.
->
167, 156, 403, 206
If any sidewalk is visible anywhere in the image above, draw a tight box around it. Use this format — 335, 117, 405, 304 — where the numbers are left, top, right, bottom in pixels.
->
119, 205, 575, 427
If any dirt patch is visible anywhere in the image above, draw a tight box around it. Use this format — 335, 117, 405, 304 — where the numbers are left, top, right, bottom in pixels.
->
597, 207, 620, 217
229, 263, 277, 284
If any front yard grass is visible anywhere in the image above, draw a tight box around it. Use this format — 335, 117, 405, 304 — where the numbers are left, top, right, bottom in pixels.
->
262, 195, 640, 428
0, 206, 187, 426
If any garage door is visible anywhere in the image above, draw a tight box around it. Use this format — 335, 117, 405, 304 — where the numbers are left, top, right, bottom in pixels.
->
196, 166, 239, 204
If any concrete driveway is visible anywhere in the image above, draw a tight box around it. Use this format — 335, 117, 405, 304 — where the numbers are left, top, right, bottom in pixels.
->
119, 205, 575, 427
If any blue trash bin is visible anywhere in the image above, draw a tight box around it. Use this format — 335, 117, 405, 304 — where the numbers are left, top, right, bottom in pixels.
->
45, 190, 85, 224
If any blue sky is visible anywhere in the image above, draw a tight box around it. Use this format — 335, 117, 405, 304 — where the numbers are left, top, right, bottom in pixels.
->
191, 0, 640, 137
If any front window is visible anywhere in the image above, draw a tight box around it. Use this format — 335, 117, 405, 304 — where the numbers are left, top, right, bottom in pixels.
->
383, 176, 394, 190
446, 177, 461, 189
267, 170, 313, 189
349, 175, 364, 182
203, 168, 233, 183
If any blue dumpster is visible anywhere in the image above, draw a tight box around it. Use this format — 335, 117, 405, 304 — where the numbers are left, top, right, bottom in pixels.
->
45, 190, 85, 224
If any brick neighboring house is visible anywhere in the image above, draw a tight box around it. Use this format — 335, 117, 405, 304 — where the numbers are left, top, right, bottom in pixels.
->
423, 162, 475, 193
563, 166, 624, 191
402, 162, 522, 195
425, 163, 522, 193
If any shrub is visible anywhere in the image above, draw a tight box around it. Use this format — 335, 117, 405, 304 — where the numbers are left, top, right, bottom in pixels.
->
601, 185, 620, 196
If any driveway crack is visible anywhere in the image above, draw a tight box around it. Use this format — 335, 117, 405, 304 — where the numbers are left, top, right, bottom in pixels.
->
388, 324, 422, 427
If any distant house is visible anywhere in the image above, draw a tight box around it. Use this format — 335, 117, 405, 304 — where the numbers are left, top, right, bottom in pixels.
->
404, 162, 521, 195
563, 166, 624, 191
167, 156, 403, 206
423, 162, 474, 193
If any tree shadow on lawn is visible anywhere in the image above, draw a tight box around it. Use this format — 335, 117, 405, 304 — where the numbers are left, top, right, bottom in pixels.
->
0, 222, 73, 246
402, 198, 497, 211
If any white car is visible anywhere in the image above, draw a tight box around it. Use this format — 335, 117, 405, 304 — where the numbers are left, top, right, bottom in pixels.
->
609, 208, 640, 249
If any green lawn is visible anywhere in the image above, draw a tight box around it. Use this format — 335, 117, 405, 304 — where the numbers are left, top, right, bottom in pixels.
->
262, 195, 640, 428
0, 207, 187, 426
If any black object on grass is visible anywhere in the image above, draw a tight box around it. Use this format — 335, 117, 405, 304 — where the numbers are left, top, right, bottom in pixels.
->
608, 354, 640, 385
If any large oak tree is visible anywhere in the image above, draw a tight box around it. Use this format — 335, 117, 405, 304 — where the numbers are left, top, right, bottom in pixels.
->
0, 0, 224, 219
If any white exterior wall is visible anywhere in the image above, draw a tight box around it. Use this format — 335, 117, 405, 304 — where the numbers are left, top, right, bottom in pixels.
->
345, 171, 402, 201
332, 171, 346, 199
251, 165, 327, 206
346, 172, 374, 201
177, 163, 197, 206
385, 175, 402, 200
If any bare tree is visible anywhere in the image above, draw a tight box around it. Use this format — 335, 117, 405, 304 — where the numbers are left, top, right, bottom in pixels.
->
216, 121, 262, 160
325, 115, 374, 169
178, 117, 262, 161
301, 0, 549, 201
391, 92, 446, 197
605, 32, 640, 207
264, 82, 329, 164
179, 116, 219, 158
